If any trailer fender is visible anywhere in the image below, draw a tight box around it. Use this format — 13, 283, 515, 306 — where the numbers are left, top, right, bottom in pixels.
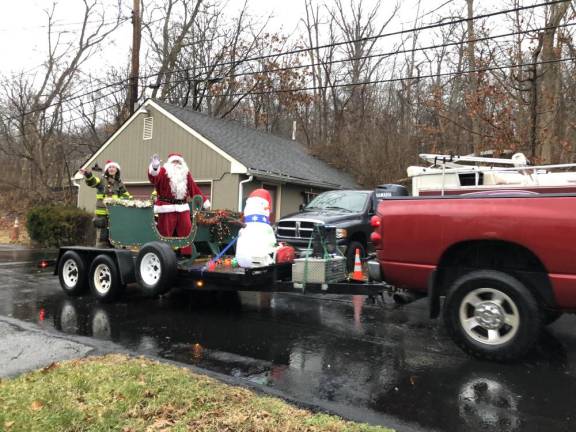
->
114, 250, 136, 285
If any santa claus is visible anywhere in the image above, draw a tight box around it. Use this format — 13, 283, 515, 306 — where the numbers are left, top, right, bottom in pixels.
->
148, 153, 210, 255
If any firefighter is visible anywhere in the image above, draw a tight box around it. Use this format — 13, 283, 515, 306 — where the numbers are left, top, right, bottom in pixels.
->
80, 160, 132, 247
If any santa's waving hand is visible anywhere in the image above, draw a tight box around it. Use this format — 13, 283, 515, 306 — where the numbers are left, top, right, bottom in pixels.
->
148, 153, 210, 256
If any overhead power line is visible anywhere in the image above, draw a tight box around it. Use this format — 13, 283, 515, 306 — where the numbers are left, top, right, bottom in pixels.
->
1, 0, 570, 125
2, 101, 123, 142
0, 17, 130, 33
3, 54, 573, 140
137, 0, 571, 82
156, 22, 576, 87
185, 56, 576, 99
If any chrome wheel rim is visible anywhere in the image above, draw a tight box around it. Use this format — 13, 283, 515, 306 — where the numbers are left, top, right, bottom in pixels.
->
140, 252, 161, 286
93, 263, 112, 295
459, 287, 520, 346
62, 259, 79, 288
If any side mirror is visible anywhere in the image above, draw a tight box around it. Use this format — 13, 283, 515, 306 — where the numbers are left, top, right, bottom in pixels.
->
299, 204, 304, 211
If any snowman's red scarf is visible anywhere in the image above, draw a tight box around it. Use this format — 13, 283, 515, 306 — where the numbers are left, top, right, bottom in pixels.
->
164, 160, 189, 199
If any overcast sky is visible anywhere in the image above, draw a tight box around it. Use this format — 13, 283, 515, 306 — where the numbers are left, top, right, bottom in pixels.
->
0, 0, 466, 77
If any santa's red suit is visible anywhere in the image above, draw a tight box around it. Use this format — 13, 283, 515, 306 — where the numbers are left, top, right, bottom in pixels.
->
148, 153, 208, 255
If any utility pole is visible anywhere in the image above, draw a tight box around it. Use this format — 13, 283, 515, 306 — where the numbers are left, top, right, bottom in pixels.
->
128, 0, 141, 115
466, 0, 481, 155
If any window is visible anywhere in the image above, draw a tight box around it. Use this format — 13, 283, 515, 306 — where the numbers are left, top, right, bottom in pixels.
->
302, 190, 319, 205
305, 191, 369, 213
459, 172, 484, 186
143, 117, 153, 140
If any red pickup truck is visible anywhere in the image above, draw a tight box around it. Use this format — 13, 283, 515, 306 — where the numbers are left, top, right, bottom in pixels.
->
368, 193, 576, 361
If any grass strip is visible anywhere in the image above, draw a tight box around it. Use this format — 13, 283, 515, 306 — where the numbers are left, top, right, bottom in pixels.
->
0, 354, 392, 432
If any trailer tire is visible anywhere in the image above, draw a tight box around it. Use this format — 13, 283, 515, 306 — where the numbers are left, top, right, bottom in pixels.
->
136, 242, 177, 297
89, 254, 123, 303
443, 270, 541, 362
58, 251, 89, 296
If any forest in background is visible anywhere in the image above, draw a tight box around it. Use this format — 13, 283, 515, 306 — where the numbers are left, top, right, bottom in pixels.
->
0, 0, 574, 208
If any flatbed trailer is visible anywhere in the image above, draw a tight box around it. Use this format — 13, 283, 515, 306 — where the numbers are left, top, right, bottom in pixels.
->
55, 197, 397, 302
55, 244, 394, 303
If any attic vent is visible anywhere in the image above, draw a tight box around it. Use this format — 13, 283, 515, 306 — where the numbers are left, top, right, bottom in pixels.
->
143, 117, 153, 140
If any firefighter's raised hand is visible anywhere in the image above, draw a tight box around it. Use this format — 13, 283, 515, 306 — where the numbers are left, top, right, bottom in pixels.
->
150, 154, 161, 170
79, 167, 91, 177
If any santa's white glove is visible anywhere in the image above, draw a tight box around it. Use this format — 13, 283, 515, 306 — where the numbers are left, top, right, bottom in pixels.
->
203, 199, 211, 210
150, 154, 161, 170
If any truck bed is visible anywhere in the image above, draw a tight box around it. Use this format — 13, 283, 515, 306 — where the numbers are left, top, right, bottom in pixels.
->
375, 193, 576, 308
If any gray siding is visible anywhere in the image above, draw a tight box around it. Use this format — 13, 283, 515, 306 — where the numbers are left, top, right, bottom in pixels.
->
279, 184, 328, 217
213, 173, 240, 211
280, 184, 304, 217
240, 180, 328, 218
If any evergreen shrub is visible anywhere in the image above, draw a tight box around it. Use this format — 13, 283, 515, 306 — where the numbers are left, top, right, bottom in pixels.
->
27, 206, 93, 247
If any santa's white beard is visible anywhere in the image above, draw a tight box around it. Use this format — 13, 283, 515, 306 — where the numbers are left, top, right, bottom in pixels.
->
165, 162, 189, 199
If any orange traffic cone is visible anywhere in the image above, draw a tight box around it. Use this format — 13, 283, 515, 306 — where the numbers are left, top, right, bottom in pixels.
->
352, 248, 364, 281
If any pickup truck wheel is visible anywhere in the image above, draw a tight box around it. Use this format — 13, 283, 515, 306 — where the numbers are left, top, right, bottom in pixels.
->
136, 242, 177, 297
443, 270, 542, 362
346, 241, 366, 272
89, 255, 123, 303
58, 251, 89, 296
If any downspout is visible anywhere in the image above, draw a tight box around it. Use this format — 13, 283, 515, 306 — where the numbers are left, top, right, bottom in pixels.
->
72, 177, 81, 208
238, 175, 253, 211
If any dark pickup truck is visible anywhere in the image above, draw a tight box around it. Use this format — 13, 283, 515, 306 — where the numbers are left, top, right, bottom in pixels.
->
276, 184, 407, 269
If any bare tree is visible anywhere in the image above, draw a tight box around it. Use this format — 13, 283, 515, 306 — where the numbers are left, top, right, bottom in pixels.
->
0, 0, 123, 202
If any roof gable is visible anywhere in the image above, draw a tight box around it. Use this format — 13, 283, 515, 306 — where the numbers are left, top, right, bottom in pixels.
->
153, 100, 358, 189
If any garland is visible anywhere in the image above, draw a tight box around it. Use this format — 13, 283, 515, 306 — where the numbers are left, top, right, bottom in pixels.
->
196, 210, 242, 226
196, 210, 243, 243
103, 198, 152, 208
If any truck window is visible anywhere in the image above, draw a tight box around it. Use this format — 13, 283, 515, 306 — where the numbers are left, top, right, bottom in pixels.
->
305, 191, 369, 213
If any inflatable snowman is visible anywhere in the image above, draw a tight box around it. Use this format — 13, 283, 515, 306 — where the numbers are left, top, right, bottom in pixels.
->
235, 189, 278, 268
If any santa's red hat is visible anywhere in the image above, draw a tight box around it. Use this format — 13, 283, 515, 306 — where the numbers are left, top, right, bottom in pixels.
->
166, 153, 184, 164
104, 160, 120, 173
248, 188, 272, 210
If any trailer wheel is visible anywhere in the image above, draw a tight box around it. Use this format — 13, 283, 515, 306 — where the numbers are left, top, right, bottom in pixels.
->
89, 254, 123, 303
443, 270, 541, 361
58, 251, 89, 296
136, 242, 177, 297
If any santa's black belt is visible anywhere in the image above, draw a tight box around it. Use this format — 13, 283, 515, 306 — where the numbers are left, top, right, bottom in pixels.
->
158, 196, 187, 204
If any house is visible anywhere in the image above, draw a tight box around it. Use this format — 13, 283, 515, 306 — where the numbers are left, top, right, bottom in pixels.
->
74, 99, 358, 219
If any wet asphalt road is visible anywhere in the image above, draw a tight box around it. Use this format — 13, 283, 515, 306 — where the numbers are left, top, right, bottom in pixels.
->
1, 247, 576, 432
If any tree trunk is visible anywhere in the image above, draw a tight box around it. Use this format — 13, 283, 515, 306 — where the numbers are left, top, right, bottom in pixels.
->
466, 0, 481, 154
537, 2, 570, 163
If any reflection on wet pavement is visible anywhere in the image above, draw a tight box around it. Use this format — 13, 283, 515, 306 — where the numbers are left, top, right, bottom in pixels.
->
1, 256, 576, 432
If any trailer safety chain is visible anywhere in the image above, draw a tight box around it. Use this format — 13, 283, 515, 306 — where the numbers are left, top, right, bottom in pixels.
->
302, 224, 339, 289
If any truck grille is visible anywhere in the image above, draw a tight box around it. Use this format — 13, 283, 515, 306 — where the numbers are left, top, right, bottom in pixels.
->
276, 221, 318, 239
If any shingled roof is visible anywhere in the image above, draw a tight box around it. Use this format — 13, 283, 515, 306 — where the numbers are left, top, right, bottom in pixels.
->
154, 100, 358, 189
